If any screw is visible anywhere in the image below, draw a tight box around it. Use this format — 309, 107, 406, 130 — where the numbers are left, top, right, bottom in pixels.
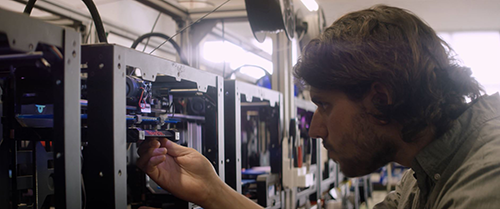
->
56, 80, 61, 85
72, 50, 76, 58
73, 41, 76, 47
118, 170, 122, 176
118, 63, 121, 69
99, 63, 104, 69
208, 149, 211, 153
226, 159, 230, 163
56, 153, 62, 158
118, 55, 121, 60
99, 172, 103, 177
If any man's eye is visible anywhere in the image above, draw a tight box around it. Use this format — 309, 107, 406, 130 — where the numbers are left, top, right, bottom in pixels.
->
317, 102, 329, 110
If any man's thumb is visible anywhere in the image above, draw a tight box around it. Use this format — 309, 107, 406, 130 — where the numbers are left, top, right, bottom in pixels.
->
165, 140, 191, 157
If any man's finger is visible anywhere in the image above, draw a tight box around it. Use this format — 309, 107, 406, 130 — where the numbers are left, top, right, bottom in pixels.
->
158, 138, 170, 148
164, 140, 191, 157
152, 148, 167, 156
137, 139, 161, 157
147, 155, 167, 173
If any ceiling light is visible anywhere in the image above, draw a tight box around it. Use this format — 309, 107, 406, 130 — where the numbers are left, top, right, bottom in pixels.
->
301, 0, 318, 12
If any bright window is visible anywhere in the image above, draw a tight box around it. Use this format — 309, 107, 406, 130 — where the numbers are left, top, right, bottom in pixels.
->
202, 41, 273, 79
439, 31, 500, 95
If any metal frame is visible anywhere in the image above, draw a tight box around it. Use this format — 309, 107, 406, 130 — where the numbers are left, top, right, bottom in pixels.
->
224, 80, 282, 205
0, 7, 81, 208
81, 43, 224, 208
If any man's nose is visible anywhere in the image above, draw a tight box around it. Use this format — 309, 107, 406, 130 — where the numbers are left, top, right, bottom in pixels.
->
308, 109, 327, 139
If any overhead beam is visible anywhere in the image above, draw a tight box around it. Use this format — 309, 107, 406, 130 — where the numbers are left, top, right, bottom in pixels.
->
136, 0, 189, 21
189, 5, 247, 21
13, 0, 177, 55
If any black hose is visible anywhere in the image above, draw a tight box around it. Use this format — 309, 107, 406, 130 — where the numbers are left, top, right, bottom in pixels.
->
131, 32, 189, 66
82, 0, 108, 43
23, 0, 107, 43
23, 0, 36, 14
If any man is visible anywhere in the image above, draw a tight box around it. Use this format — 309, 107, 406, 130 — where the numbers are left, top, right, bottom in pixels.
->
137, 5, 500, 209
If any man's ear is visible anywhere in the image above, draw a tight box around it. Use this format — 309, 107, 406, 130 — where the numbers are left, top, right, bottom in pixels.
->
370, 82, 392, 106
363, 82, 393, 124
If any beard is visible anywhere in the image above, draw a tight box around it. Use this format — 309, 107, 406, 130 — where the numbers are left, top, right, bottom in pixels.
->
335, 112, 398, 177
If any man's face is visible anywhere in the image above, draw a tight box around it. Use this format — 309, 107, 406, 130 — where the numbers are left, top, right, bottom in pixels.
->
309, 87, 398, 177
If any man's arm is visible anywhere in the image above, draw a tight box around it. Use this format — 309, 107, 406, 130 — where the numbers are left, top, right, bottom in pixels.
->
204, 182, 264, 209
137, 138, 263, 209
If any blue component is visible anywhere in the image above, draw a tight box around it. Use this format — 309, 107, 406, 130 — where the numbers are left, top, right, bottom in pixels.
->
17, 114, 54, 119
142, 117, 159, 122
17, 114, 177, 124
241, 169, 267, 176
35, 104, 46, 113
17, 114, 89, 119
126, 106, 137, 110
241, 179, 257, 185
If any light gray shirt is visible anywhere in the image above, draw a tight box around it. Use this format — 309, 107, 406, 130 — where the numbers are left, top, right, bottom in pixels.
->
374, 93, 500, 209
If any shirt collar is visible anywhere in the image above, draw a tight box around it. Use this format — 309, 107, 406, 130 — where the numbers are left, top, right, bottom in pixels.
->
412, 93, 500, 183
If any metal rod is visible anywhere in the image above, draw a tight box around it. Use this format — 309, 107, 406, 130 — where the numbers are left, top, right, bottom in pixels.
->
149, 0, 231, 54
0, 52, 43, 61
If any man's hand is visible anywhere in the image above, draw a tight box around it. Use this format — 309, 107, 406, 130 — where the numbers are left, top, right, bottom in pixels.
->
136, 138, 223, 207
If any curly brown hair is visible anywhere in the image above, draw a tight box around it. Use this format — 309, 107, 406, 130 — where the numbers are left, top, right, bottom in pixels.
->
294, 5, 483, 142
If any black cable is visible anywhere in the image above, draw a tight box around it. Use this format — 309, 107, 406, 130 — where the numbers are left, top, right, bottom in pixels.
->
23, 0, 107, 43
82, 0, 108, 43
131, 32, 189, 66
23, 0, 36, 14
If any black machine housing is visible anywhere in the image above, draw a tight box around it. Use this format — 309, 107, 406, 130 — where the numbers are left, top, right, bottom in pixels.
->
80, 43, 225, 209
224, 80, 283, 209
0, 8, 82, 209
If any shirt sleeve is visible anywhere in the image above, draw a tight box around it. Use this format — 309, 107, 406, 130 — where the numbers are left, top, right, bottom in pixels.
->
373, 169, 413, 209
